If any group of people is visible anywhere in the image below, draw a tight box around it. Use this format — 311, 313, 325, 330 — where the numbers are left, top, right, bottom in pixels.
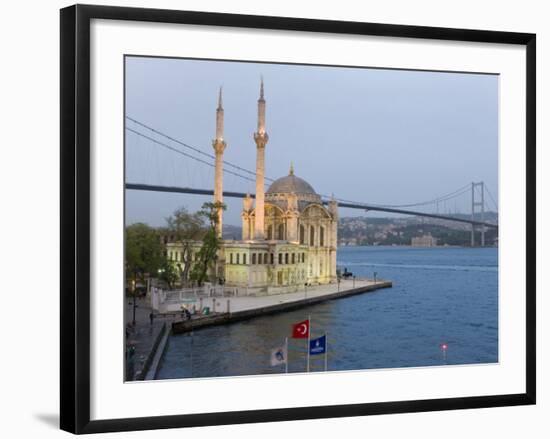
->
180, 304, 199, 321
148, 303, 208, 325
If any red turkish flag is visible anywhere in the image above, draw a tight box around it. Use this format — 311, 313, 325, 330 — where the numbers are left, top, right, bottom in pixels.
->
292, 319, 310, 338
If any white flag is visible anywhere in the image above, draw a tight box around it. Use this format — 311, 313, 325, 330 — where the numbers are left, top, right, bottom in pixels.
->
270, 344, 287, 366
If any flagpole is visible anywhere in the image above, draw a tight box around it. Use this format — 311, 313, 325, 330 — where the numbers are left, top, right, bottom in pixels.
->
285, 337, 289, 373
190, 329, 194, 378
325, 332, 328, 372
307, 315, 311, 373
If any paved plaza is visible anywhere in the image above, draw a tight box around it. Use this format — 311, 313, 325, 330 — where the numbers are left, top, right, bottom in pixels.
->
168, 278, 381, 315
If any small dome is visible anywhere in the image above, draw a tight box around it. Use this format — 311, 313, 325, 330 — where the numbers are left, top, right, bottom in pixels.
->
267, 173, 317, 195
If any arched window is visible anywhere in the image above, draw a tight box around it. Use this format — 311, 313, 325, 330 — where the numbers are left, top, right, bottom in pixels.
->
277, 223, 285, 240
267, 225, 273, 240
320, 227, 325, 247
299, 225, 305, 244
310, 226, 315, 247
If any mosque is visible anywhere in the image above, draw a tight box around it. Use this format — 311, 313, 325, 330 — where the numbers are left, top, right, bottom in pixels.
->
168, 81, 338, 294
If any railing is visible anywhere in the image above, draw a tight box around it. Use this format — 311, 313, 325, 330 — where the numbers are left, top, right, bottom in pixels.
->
165, 286, 237, 300
151, 285, 240, 312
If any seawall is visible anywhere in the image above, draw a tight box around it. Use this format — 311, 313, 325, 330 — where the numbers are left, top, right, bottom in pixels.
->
172, 280, 392, 335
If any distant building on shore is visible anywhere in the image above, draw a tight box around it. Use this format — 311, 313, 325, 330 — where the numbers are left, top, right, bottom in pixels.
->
411, 234, 438, 247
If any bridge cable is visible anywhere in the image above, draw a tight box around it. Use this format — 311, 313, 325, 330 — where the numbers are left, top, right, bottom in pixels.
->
484, 185, 499, 211
377, 184, 471, 208
126, 127, 257, 183
328, 184, 471, 209
126, 116, 274, 182
126, 118, 484, 212
474, 184, 496, 214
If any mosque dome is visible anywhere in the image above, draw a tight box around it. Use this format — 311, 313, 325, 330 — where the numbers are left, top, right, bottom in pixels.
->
266, 164, 317, 195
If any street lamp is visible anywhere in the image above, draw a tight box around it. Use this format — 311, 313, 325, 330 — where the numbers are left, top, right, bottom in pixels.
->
132, 268, 139, 326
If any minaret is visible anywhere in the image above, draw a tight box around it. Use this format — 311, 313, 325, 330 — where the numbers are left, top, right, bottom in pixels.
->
212, 87, 226, 238
287, 163, 298, 243
253, 78, 269, 240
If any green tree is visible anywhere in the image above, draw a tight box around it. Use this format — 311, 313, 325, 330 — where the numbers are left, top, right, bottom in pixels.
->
190, 201, 226, 286
158, 257, 179, 289
165, 207, 206, 285
125, 223, 164, 292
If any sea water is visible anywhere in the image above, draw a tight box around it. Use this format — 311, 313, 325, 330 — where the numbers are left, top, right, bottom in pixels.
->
156, 246, 498, 379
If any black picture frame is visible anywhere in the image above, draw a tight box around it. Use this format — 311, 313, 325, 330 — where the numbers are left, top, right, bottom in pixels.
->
60, 4, 536, 434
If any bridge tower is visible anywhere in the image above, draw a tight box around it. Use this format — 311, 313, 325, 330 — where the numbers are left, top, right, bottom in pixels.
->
212, 87, 227, 238
253, 78, 269, 240
471, 181, 485, 247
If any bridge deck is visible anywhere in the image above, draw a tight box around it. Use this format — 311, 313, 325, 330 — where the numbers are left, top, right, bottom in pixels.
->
125, 182, 498, 229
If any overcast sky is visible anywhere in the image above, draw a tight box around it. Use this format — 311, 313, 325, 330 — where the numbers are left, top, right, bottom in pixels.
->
125, 56, 498, 227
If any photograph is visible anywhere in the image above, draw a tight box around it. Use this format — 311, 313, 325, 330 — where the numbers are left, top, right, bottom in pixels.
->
123, 56, 499, 381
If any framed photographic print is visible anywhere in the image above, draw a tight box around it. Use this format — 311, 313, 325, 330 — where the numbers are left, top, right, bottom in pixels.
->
60, 4, 536, 434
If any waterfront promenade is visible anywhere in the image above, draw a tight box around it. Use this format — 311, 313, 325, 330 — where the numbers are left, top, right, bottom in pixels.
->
171, 278, 392, 334
182, 278, 385, 313
125, 297, 173, 380
128, 278, 391, 379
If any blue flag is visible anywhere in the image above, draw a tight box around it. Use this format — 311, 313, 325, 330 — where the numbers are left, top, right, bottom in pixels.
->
309, 335, 326, 355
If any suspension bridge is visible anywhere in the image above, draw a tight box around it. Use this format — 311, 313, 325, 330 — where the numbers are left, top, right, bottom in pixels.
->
124, 116, 498, 246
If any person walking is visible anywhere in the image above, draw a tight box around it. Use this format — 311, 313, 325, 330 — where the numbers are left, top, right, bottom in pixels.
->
126, 346, 135, 381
